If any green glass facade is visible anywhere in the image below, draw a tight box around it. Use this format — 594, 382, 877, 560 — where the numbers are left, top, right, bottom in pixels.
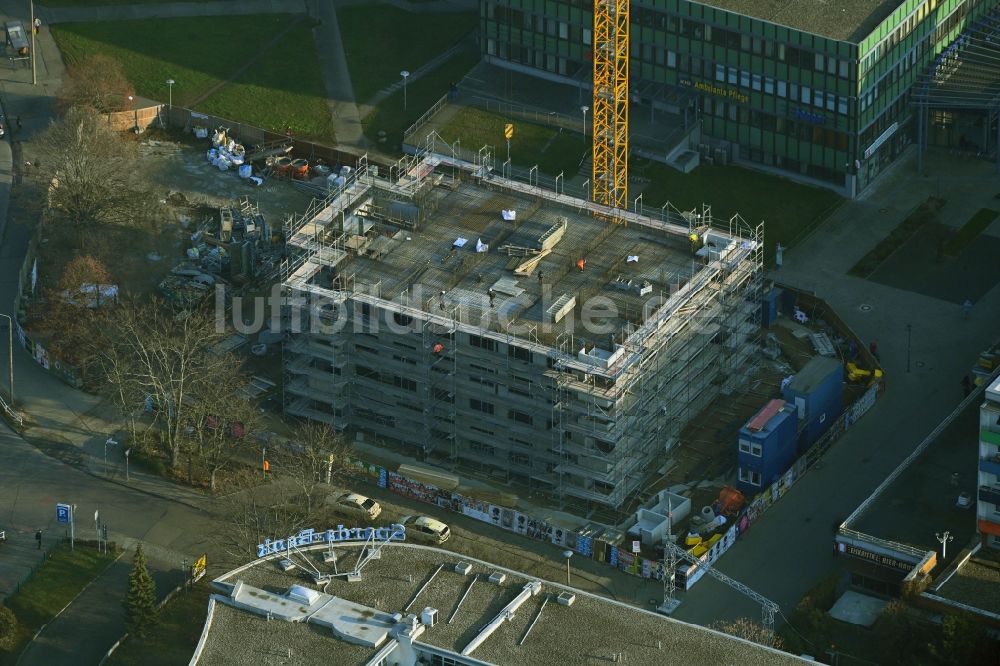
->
481, 0, 999, 195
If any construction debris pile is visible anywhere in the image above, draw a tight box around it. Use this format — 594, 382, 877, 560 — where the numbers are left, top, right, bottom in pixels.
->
159, 197, 280, 307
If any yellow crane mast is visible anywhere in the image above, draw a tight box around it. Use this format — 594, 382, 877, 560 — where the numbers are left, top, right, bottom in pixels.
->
592, 0, 629, 212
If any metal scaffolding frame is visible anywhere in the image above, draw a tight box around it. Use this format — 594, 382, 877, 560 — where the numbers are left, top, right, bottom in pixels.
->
278, 147, 762, 508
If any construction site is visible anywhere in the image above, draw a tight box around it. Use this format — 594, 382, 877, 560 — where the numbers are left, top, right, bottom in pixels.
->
280, 142, 763, 511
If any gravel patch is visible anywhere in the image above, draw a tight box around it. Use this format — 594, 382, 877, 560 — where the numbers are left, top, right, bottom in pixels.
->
200, 544, 807, 665
936, 558, 1000, 615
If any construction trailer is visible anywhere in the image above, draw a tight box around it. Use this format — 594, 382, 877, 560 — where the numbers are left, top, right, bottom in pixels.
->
280, 146, 763, 510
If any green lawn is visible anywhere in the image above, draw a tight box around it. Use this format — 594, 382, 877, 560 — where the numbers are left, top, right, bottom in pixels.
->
637, 160, 843, 255
944, 207, 999, 256
105, 582, 211, 666
338, 4, 477, 103
52, 15, 334, 143
847, 196, 945, 277
363, 52, 479, 150
196, 21, 332, 142
440, 105, 589, 176
1, 543, 119, 664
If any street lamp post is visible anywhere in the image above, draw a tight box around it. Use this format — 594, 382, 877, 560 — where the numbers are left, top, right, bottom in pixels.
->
935, 531, 954, 560
400, 70, 410, 110
124, 447, 131, 481
104, 437, 118, 476
562, 549, 573, 586
0, 314, 14, 407
165, 78, 175, 110
581, 105, 589, 138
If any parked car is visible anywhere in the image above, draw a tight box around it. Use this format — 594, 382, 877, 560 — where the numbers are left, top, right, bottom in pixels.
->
332, 493, 382, 520
400, 515, 450, 544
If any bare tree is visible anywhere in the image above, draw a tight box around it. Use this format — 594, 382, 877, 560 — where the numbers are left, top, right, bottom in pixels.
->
58, 54, 135, 114
709, 618, 783, 650
275, 422, 349, 516
37, 107, 145, 232
185, 363, 262, 492
220, 484, 311, 561
90, 299, 227, 470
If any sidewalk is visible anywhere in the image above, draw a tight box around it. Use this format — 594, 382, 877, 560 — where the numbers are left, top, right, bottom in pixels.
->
673, 147, 1000, 625
17, 541, 185, 666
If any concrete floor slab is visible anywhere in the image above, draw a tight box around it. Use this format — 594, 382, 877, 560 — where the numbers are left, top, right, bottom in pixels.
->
827, 590, 888, 627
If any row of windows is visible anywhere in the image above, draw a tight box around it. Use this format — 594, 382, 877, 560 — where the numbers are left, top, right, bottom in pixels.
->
488, 2, 851, 79
739, 467, 762, 487
738, 438, 763, 457
465, 440, 532, 467
701, 99, 850, 152
861, 0, 940, 72
712, 64, 849, 116
355, 364, 417, 392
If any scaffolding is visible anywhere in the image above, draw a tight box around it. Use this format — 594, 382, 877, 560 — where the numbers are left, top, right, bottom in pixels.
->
279, 147, 762, 508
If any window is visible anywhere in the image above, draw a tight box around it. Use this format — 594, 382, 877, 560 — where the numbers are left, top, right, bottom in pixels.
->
752, 74, 762, 92
738, 439, 762, 457
740, 70, 750, 88
470, 398, 494, 415
715, 63, 725, 82
469, 334, 497, 352
667, 50, 676, 68
728, 67, 737, 85
838, 96, 848, 115
470, 441, 495, 457
801, 86, 810, 104
509, 410, 533, 425
777, 80, 787, 98
508, 346, 532, 363
739, 468, 762, 486
764, 77, 774, 95
393, 376, 417, 391
558, 21, 568, 40
813, 89, 823, 107
509, 452, 530, 467
815, 52, 825, 72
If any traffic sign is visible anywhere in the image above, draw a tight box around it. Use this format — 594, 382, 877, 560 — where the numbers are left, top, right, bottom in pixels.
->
632, 540, 641, 554
56, 503, 71, 524
504, 123, 514, 140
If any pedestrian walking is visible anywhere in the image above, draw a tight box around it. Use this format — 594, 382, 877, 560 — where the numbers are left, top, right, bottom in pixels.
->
962, 374, 973, 397
35, 529, 42, 550
869, 340, 879, 362
15, 116, 22, 132
33, 18, 40, 35
963, 298, 973, 319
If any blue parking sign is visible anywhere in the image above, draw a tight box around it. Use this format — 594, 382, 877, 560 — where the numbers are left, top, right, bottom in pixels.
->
56, 503, 71, 524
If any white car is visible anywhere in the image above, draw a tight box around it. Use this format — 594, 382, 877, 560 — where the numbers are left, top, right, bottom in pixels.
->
400, 515, 451, 544
332, 493, 382, 520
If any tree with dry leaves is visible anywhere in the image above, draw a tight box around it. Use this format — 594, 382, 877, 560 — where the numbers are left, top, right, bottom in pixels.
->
58, 54, 135, 114
37, 107, 145, 232
90, 298, 228, 470
31, 254, 113, 365
709, 617, 783, 649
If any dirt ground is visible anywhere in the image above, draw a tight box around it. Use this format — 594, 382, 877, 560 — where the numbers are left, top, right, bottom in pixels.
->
29, 132, 317, 304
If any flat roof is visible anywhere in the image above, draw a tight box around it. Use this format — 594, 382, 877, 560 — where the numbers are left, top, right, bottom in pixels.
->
934, 556, 1000, 616
202, 544, 810, 665
311, 181, 706, 346
694, 0, 905, 42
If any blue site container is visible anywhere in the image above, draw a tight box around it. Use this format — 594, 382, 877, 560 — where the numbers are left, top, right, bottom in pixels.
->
761, 288, 781, 327
782, 356, 844, 454
736, 399, 798, 496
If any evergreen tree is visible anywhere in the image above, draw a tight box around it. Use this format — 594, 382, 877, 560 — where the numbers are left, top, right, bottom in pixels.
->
123, 543, 157, 636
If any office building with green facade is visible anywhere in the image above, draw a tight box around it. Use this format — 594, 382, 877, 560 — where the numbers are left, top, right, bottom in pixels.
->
481, 0, 1000, 196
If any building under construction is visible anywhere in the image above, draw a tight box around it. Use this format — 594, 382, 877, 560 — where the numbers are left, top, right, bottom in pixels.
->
280, 147, 762, 510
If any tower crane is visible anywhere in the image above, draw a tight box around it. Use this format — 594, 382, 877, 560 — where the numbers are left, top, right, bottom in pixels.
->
592, 0, 629, 213
659, 540, 780, 645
